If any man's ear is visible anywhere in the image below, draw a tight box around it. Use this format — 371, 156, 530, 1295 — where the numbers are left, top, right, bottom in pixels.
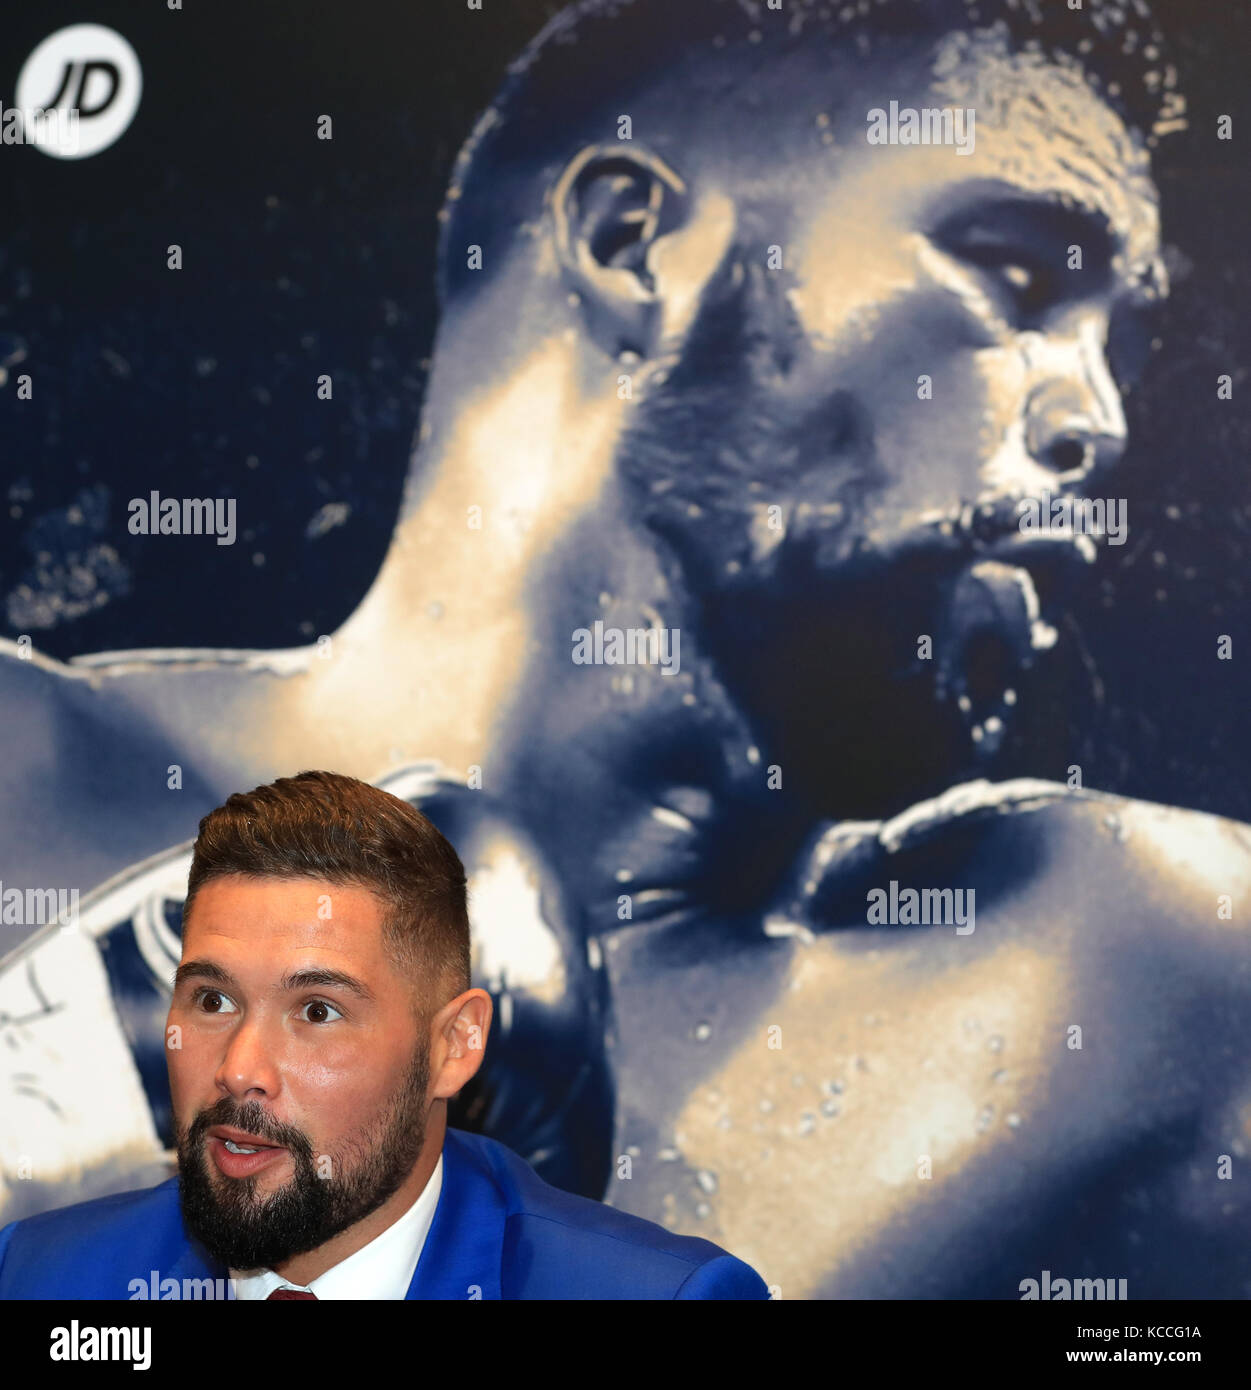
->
551, 142, 690, 359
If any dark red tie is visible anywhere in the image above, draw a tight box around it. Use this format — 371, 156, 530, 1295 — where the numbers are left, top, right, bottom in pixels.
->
267, 1288, 318, 1300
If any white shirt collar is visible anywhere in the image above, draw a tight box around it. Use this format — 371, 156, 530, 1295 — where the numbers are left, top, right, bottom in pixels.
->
230, 1153, 443, 1301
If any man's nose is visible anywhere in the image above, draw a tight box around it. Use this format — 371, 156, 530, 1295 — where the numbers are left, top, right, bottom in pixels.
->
216, 1019, 280, 1100
1023, 320, 1127, 484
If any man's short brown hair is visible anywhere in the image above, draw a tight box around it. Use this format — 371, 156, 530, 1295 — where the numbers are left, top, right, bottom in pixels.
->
183, 770, 471, 1020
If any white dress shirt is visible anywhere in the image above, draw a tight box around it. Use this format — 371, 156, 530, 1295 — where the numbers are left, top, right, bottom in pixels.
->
231, 1154, 443, 1300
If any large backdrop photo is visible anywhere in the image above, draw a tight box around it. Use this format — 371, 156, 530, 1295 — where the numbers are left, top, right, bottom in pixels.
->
1, 0, 1250, 1300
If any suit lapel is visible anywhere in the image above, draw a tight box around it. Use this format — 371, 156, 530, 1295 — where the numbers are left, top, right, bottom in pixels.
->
406, 1129, 506, 1300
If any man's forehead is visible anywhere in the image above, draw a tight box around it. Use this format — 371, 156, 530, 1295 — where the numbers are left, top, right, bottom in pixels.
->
183, 876, 388, 953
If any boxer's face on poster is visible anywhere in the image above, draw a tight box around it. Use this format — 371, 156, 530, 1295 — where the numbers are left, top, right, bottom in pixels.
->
166, 877, 431, 1269
618, 36, 1164, 729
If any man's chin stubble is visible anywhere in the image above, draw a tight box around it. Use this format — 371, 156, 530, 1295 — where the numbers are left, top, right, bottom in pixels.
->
175, 1054, 430, 1270
179, 1142, 342, 1270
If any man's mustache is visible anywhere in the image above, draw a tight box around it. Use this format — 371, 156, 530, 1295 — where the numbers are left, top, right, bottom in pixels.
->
186, 1101, 311, 1159
779, 490, 1106, 589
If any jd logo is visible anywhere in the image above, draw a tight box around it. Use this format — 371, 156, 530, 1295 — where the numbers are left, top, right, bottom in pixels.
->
16, 23, 142, 159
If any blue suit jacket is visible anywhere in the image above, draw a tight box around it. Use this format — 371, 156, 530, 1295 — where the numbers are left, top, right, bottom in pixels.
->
0, 1127, 768, 1300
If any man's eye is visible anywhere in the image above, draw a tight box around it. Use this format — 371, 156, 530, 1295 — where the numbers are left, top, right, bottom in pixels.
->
999, 263, 1035, 295
191, 987, 237, 1015
976, 254, 1054, 313
949, 239, 1056, 315
299, 999, 344, 1025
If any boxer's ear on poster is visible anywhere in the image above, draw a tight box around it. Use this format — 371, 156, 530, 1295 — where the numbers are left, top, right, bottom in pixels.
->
550, 141, 695, 358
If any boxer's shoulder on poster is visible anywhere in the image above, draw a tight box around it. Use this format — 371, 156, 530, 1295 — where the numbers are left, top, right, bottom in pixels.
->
785, 777, 1251, 973
0, 637, 313, 870
0, 632, 312, 725
953, 781, 1251, 957
0, 632, 80, 723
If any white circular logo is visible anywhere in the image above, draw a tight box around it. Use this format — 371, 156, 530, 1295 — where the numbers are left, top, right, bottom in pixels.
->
15, 24, 142, 160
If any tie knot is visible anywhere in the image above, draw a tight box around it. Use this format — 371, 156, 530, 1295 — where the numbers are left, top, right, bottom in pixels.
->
267, 1287, 318, 1300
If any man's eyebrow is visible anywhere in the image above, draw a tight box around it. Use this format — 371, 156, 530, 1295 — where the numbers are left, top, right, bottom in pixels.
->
173, 959, 235, 991
929, 187, 1167, 304
930, 190, 1118, 267
278, 968, 377, 1003
172, 960, 377, 1003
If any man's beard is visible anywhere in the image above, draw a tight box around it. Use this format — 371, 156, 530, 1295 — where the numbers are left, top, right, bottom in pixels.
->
175, 1044, 430, 1272
617, 253, 883, 599
617, 254, 1095, 820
